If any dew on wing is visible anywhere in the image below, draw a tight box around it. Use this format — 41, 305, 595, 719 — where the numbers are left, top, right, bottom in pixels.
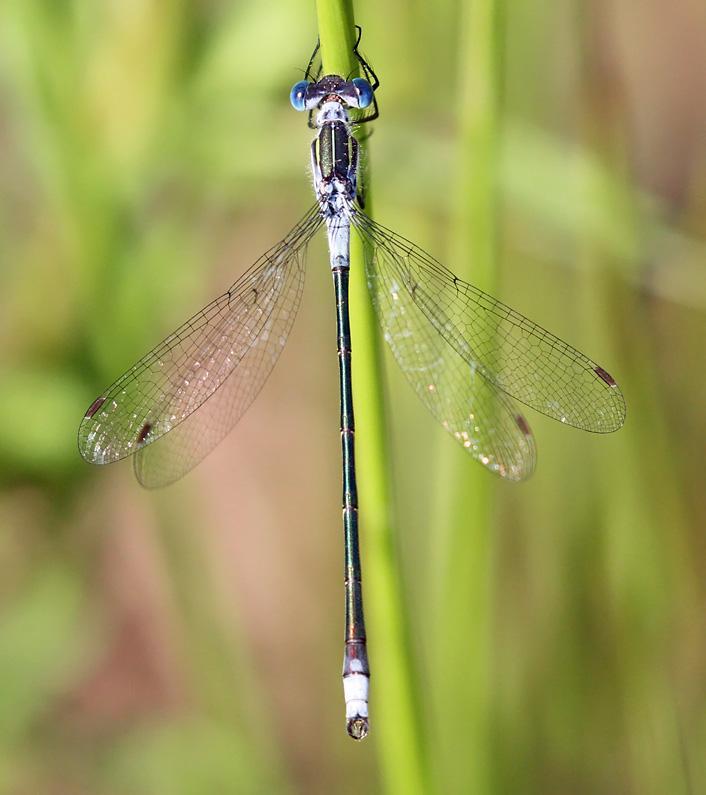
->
137, 422, 152, 445
85, 395, 107, 419
594, 366, 617, 387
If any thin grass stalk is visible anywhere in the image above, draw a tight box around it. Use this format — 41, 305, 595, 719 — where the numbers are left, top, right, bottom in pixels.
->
429, 0, 502, 791
313, 2, 429, 791
155, 492, 286, 785
576, 4, 695, 792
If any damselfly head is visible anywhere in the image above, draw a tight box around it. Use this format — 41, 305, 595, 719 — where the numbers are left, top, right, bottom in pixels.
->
289, 76, 374, 112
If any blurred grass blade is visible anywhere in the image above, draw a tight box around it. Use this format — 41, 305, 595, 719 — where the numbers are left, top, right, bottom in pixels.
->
429, 0, 501, 792
575, 5, 696, 792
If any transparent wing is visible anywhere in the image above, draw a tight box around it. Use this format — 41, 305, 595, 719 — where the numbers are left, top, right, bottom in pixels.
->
354, 216, 536, 480
353, 211, 626, 436
78, 205, 322, 487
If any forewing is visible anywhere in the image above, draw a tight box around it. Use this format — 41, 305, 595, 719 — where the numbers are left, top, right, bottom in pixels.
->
354, 212, 625, 433
357, 221, 536, 481
79, 206, 322, 486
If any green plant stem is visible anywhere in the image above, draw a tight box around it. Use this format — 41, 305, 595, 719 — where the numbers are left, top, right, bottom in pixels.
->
577, 5, 694, 792
430, 0, 501, 792
314, 1, 428, 791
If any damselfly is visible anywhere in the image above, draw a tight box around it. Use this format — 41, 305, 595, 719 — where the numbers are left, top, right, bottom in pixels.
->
78, 30, 626, 741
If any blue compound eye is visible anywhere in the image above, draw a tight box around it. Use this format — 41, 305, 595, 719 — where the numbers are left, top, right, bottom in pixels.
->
351, 78, 373, 109
290, 80, 310, 111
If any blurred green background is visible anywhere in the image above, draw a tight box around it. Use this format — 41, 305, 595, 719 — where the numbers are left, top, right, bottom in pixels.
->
1, 0, 705, 793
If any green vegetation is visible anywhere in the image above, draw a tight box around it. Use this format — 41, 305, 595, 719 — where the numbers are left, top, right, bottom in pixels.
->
0, 1, 704, 793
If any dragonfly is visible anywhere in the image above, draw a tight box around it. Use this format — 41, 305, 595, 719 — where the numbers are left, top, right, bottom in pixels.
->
78, 30, 626, 741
